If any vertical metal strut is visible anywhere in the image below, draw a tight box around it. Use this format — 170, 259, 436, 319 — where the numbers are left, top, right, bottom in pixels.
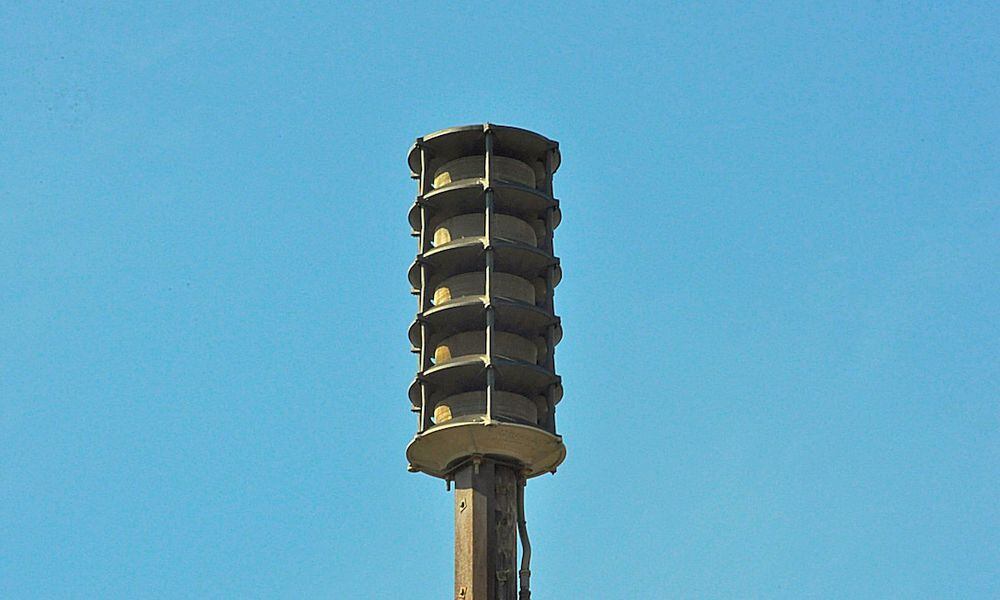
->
542, 147, 558, 434
484, 126, 496, 424
417, 141, 432, 433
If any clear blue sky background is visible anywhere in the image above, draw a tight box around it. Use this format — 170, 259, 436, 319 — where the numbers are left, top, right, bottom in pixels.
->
2, 3, 997, 598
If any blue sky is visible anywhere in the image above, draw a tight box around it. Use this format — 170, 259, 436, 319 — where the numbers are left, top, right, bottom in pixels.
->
1, 2, 997, 598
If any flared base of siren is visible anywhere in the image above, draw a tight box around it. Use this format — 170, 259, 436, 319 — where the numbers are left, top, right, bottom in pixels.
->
406, 420, 566, 479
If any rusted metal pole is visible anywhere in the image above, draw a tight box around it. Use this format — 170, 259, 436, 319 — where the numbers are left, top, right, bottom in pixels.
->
454, 459, 518, 600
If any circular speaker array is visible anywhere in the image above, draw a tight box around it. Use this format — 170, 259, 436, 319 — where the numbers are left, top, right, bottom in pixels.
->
406, 125, 566, 478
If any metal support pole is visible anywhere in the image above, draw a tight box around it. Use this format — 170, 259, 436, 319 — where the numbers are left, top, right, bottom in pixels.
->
455, 459, 518, 600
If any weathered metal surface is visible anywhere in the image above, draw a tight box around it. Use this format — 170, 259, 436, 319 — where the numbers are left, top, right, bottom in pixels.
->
407, 124, 561, 177
494, 465, 518, 600
454, 461, 491, 599
434, 391, 538, 426
433, 155, 537, 189
407, 420, 565, 479
454, 460, 518, 600
434, 271, 536, 305
433, 214, 538, 248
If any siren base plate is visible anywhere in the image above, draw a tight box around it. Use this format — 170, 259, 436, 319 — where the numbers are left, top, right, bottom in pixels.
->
406, 420, 565, 479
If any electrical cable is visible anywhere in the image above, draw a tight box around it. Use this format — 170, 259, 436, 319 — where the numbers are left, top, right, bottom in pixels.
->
516, 473, 531, 600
